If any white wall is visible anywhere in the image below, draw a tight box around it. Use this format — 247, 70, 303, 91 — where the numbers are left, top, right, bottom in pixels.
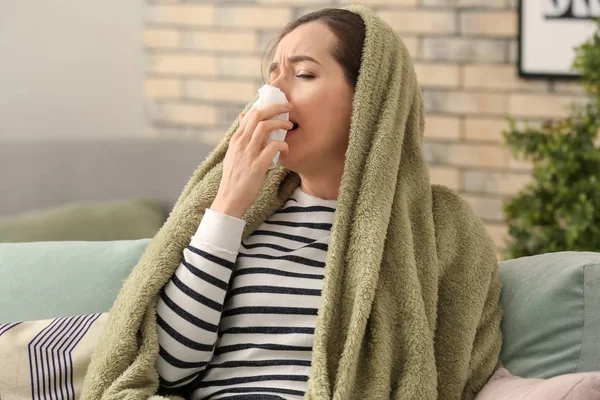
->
0, 0, 145, 139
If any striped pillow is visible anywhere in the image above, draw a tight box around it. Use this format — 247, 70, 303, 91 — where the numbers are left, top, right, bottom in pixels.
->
0, 313, 107, 400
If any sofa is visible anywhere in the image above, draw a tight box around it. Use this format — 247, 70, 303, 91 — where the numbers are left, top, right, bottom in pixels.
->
0, 136, 216, 218
0, 137, 215, 242
1, 137, 599, 398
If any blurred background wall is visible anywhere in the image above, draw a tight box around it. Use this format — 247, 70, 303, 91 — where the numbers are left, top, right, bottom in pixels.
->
0, 0, 146, 139
0, 0, 591, 257
144, 0, 590, 256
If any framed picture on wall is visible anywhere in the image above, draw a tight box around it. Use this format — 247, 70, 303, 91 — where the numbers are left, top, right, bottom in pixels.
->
519, 0, 599, 79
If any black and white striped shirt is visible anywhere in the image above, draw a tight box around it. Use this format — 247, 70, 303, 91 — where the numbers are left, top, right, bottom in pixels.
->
156, 186, 337, 399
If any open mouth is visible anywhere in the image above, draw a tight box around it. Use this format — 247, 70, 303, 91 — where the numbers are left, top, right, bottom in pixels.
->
289, 122, 299, 131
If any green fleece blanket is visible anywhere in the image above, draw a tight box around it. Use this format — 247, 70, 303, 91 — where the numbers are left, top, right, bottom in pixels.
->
81, 5, 503, 399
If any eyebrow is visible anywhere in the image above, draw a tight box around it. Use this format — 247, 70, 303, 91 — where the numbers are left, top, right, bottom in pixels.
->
268, 55, 322, 74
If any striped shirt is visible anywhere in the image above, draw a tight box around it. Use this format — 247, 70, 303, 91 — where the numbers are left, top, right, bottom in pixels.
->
156, 186, 337, 399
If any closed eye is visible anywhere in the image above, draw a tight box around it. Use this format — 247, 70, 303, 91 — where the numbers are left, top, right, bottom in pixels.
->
296, 74, 315, 80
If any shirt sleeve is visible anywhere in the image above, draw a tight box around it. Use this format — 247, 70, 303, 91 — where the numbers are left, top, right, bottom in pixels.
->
156, 208, 245, 389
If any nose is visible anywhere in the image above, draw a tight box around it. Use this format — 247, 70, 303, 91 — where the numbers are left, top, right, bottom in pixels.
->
269, 76, 289, 100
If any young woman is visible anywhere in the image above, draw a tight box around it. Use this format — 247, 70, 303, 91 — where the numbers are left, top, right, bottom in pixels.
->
81, 6, 503, 400
153, 7, 503, 400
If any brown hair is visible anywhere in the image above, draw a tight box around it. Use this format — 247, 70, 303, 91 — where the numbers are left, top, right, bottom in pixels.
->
261, 8, 366, 88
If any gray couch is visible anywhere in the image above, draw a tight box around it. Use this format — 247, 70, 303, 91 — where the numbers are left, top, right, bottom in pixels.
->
0, 137, 215, 218
1, 136, 599, 388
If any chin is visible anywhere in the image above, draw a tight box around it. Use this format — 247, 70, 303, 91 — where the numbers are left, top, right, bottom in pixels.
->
278, 154, 292, 170
278, 152, 298, 173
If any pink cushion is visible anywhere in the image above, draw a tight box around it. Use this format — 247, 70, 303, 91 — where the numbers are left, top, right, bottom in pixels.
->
476, 368, 600, 400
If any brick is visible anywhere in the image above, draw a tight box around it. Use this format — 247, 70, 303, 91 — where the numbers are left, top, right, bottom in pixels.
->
460, 11, 517, 37
257, 31, 282, 59
422, 37, 507, 63
462, 65, 548, 91
423, 90, 507, 115
415, 63, 460, 88
422, 0, 505, 7
184, 31, 258, 53
508, 39, 519, 64
294, 7, 331, 19
423, 141, 448, 165
185, 79, 258, 103
553, 81, 586, 96
258, 0, 330, 4
218, 7, 292, 29
507, 153, 533, 172
508, 94, 587, 118
462, 194, 505, 222
429, 166, 461, 190
340, 0, 417, 4
485, 223, 509, 249
402, 37, 420, 58
463, 170, 531, 196
463, 117, 545, 142
147, 5, 216, 26
156, 103, 218, 126
144, 28, 179, 49
146, 78, 182, 99
219, 55, 263, 78
147, 54, 218, 75
423, 142, 508, 168
463, 117, 510, 142
465, 118, 549, 144
450, 144, 509, 168
378, 10, 456, 34
424, 115, 461, 140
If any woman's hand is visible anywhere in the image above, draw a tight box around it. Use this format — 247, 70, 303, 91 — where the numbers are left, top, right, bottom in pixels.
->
210, 103, 293, 219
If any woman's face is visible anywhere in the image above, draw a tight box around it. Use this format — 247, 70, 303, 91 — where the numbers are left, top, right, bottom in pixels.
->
268, 22, 354, 175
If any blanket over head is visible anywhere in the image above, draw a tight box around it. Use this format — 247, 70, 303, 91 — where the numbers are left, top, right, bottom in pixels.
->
81, 5, 503, 400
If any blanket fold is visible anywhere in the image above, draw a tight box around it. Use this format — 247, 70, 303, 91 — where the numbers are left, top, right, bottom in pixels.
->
81, 5, 502, 400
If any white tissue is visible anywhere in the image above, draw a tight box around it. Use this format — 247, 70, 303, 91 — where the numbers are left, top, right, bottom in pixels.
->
242, 85, 289, 170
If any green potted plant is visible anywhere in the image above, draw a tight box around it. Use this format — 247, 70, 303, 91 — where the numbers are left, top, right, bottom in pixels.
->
503, 19, 600, 259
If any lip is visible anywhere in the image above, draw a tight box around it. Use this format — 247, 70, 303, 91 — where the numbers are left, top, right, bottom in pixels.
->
288, 115, 298, 127
285, 126, 298, 139
286, 120, 299, 135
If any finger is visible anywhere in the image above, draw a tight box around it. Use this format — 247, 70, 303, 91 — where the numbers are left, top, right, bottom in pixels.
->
255, 140, 289, 170
232, 112, 250, 141
248, 119, 294, 152
234, 108, 256, 142
241, 103, 293, 143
